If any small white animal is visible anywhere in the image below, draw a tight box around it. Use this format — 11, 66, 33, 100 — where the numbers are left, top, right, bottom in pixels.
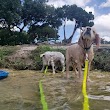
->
40, 51, 65, 74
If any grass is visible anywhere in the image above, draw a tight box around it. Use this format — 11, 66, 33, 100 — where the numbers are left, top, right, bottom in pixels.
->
0, 69, 43, 110
0, 45, 110, 72
0, 46, 18, 68
0, 68, 110, 110
0, 46, 17, 59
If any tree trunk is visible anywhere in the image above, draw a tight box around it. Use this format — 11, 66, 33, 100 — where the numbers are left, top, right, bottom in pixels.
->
62, 25, 77, 44
16, 25, 25, 33
20, 25, 25, 33
62, 19, 78, 44
63, 20, 66, 40
67, 26, 77, 43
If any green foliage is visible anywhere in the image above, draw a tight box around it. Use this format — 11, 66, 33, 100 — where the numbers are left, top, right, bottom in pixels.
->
56, 5, 94, 43
30, 45, 65, 70
31, 46, 110, 72
28, 25, 59, 42
30, 46, 51, 70
57, 5, 94, 28
0, 46, 17, 68
0, 46, 17, 59
0, 29, 30, 45
45, 6, 62, 28
0, 0, 21, 25
0, 0, 95, 45
0, 0, 61, 32
1, 45, 65, 70
93, 49, 110, 71
0, 59, 5, 67
0, 45, 110, 72
13, 60, 28, 70
0, 0, 62, 45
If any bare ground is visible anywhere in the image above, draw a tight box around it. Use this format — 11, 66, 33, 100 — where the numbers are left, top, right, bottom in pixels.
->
6, 45, 37, 66
6, 44, 110, 63
0, 69, 110, 110
8, 45, 37, 59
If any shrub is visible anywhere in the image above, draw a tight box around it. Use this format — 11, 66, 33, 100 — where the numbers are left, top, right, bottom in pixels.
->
0, 59, 5, 67
13, 60, 28, 70
0, 46, 17, 58
29, 46, 110, 72
0, 45, 110, 72
93, 48, 110, 71
30, 45, 66, 70
0, 29, 30, 45
0, 46, 18, 68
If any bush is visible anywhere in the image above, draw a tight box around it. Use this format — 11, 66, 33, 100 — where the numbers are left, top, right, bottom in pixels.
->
13, 60, 28, 70
30, 45, 66, 70
0, 45, 110, 72
0, 29, 30, 45
0, 46, 18, 68
93, 48, 110, 71
0, 46, 17, 60
0, 46, 17, 56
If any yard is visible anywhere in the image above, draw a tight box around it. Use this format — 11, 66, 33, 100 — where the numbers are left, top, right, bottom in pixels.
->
0, 69, 110, 110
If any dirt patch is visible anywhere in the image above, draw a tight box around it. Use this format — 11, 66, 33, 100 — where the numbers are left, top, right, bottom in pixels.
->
7, 45, 37, 61
14, 45, 37, 58
5, 45, 37, 69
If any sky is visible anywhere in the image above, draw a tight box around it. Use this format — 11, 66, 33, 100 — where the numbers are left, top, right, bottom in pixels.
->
47, 0, 110, 43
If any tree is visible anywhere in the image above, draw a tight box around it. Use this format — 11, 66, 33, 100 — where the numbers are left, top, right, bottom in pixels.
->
27, 5, 62, 43
28, 25, 59, 42
0, 0, 94, 45
0, 0, 62, 45
56, 5, 69, 40
0, 0, 21, 31
44, 6, 62, 29
0, 0, 49, 32
20, 0, 62, 33
101, 38, 110, 44
57, 5, 94, 44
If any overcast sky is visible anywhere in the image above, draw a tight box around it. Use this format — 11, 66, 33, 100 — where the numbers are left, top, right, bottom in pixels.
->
47, 0, 110, 42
